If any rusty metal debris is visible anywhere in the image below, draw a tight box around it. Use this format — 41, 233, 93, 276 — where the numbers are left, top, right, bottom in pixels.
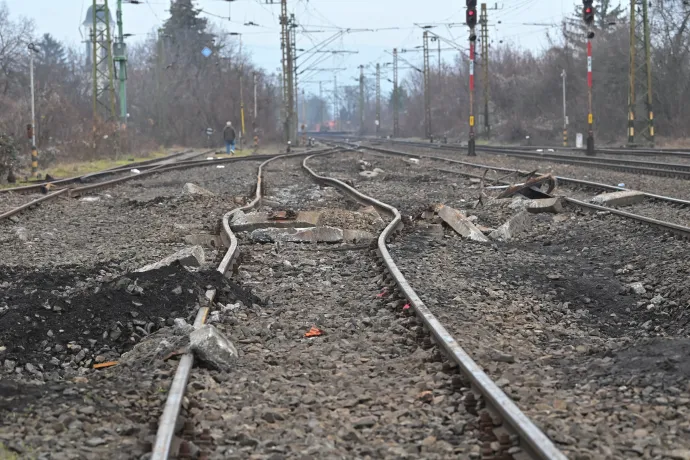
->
304, 326, 324, 338
162, 349, 186, 362
267, 210, 298, 221
93, 361, 118, 369
497, 174, 556, 200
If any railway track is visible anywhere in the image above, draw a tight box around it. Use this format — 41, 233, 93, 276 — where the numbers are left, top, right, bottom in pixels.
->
318, 133, 690, 157
0, 149, 198, 195
149, 148, 566, 459
338, 140, 690, 237
377, 139, 690, 179
3, 142, 688, 459
0, 149, 295, 222
462, 143, 690, 158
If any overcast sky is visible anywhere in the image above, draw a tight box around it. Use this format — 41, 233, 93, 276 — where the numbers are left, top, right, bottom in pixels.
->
6, 0, 582, 94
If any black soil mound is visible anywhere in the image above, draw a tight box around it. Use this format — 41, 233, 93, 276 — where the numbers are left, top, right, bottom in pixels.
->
0, 263, 260, 369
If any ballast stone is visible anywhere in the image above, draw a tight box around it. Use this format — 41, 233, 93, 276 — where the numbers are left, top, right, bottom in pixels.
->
629, 282, 646, 295
183, 183, 215, 197
359, 170, 379, 179
136, 246, 205, 272
189, 325, 238, 371
591, 190, 645, 207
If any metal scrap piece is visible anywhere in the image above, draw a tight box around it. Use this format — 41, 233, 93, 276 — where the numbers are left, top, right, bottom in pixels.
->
497, 174, 556, 199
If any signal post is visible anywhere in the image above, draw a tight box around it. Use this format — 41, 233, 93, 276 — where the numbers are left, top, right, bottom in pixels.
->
584, 0, 595, 155
466, 0, 477, 156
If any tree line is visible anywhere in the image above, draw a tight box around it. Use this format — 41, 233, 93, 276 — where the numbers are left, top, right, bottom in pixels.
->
0, 0, 281, 174
2, 0, 689, 177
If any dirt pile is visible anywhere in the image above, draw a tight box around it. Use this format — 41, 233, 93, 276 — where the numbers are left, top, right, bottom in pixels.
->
0, 263, 259, 377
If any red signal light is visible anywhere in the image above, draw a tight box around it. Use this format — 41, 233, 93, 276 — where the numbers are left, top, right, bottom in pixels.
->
466, 6, 477, 27
583, 4, 595, 25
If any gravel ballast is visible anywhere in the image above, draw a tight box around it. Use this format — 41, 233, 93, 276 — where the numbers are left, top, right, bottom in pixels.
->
0, 161, 261, 272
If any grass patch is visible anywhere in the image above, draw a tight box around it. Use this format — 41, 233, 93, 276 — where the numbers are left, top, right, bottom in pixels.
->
0, 443, 21, 460
1, 148, 168, 189
46, 149, 168, 177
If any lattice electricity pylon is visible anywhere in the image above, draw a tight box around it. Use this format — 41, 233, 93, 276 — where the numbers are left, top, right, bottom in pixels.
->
375, 63, 381, 135
290, 14, 299, 141
627, 0, 654, 146
480, 3, 490, 139
423, 30, 432, 140
279, 0, 295, 143
393, 48, 399, 137
91, 0, 117, 122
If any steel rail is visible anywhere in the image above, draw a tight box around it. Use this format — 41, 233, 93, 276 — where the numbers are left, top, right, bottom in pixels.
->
216, 148, 340, 275
0, 188, 70, 221
564, 197, 690, 238
384, 138, 690, 158
69, 153, 322, 197
302, 148, 567, 460
382, 140, 690, 178
151, 147, 338, 460
150, 306, 209, 460
476, 150, 690, 177
1, 153, 309, 221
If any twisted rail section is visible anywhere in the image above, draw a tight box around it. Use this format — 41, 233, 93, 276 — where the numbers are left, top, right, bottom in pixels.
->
151, 147, 337, 460
302, 149, 567, 460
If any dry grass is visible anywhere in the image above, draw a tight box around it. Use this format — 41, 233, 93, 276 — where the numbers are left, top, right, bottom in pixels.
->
1, 148, 170, 188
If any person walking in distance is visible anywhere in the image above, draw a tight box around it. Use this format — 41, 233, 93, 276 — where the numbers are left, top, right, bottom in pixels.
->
223, 121, 236, 154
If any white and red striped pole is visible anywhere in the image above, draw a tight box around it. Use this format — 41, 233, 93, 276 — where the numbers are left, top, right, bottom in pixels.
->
468, 39, 476, 156
586, 39, 595, 155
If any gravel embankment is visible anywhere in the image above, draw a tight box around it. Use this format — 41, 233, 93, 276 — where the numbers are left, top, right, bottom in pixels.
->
310, 150, 690, 460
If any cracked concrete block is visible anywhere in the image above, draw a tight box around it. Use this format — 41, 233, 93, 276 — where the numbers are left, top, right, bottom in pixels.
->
490, 211, 531, 241
250, 226, 344, 243
136, 246, 205, 272
189, 325, 238, 371
437, 205, 489, 242
591, 190, 644, 207
509, 197, 530, 211
527, 197, 564, 214
231, 211, 320, 232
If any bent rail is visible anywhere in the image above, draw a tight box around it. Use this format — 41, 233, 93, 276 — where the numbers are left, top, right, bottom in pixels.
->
302, 149, 568, 460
